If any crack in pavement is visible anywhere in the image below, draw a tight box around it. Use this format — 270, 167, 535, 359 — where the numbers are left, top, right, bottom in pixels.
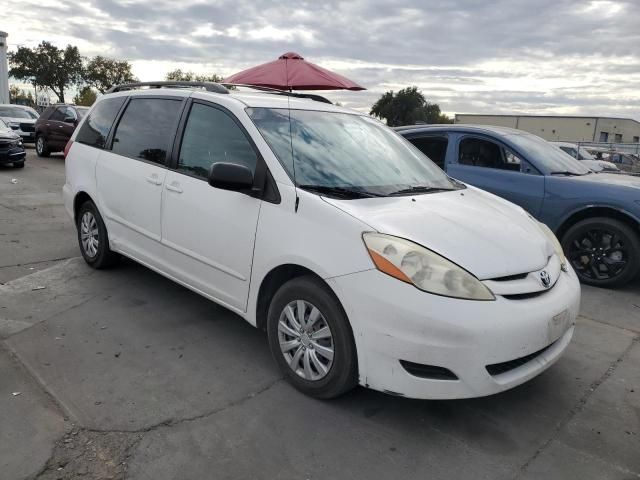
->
0, 256, 74, 269
513, 334, 640, 479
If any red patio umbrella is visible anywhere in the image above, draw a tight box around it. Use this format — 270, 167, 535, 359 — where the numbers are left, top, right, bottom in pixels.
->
224, 52, 365, 91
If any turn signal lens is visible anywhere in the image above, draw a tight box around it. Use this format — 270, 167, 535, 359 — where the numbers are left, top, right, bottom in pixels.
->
363, 233, 495, 300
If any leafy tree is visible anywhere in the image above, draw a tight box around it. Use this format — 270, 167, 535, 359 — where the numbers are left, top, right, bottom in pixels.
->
73, 86, 98, 106
9, 85, 35, 107
84, 56, 137, 93
370, 86, 452, 126
165, 69, 224, 83
9, 41, 83, 103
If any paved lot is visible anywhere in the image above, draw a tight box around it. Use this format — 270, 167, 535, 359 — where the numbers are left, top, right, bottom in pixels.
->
1, 150, 639, 480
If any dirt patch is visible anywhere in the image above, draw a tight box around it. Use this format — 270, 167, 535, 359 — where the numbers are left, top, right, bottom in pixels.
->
37, 429, 142, 480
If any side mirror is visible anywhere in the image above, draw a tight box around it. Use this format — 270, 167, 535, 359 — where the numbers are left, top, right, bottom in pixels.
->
208, 162, 254, 192
63, 116, 76, 125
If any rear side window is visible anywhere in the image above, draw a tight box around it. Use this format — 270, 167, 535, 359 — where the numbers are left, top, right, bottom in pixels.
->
76, 97, 126, 149
178, 103, 258, 179
409, 136, 448, 169
112, 98, 182, 165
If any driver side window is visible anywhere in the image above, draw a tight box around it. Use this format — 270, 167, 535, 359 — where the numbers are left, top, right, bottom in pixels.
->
458, 137, 524, 173
178, 103, 258, 179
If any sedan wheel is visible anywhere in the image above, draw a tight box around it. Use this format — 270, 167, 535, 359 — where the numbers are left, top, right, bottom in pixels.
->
278, 300, 334, 381
563, 217, 640, 288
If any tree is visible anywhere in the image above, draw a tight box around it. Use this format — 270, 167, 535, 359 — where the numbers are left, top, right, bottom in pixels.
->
84, 56, 137, 93
9, 85, 35, 107
370, 86, 453, 126
9, 41, 83, 103
165, 69, 224, 83
73, 86, 98, 106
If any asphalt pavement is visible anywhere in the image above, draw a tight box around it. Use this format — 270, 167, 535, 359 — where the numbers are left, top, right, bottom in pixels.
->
1, 149, 639, 480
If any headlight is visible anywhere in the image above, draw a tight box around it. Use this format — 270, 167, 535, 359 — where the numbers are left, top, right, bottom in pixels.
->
363, 233, 495, 300
537, 221, 568, 271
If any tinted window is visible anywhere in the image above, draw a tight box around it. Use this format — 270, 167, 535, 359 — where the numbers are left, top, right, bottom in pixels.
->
49, 108, 66, 121
178, 103, 258, 179
459, 137, 522, 172
76, 97, 126, 149
409, 136, 448, 169
112, 98, 182, 165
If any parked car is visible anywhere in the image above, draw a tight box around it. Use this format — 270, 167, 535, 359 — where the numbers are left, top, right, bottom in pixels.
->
35, 104, 89, 157
607, 151, 640, 175
0, 104, 39, 143
551, 142, 620, 173
0, 118, 26, 168
64, 83, 580, 400
398, 125, 640, 288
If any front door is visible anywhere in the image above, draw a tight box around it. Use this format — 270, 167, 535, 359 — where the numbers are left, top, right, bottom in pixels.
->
447, 135, 545, 216
161, 101, 262, 312
96, 97, 184, 264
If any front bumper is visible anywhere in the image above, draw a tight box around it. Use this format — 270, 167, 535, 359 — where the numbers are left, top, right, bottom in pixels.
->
328, 265, 580, 399
0, 147, 26, 164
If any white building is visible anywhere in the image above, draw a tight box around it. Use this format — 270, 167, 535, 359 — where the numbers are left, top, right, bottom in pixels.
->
0, 31, 9, 104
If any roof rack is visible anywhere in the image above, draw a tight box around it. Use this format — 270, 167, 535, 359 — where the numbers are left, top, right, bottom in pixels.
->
221, 83, 332, 104
106, 81, 229, 94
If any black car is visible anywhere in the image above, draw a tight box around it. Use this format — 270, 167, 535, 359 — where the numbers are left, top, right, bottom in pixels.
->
35, 104, 89, 157
0, 118, 26, 168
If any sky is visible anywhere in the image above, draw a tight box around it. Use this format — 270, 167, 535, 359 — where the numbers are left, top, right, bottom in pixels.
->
3, 0, 640, 119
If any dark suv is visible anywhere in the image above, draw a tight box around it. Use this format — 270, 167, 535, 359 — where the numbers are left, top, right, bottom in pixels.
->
35, 104, 89, 157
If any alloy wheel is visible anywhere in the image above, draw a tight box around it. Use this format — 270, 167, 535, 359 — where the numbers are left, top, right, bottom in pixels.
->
80, 211, 99, 258
567, 228, 627, 281
277, 300, 334, 381
36, 137, 44, 154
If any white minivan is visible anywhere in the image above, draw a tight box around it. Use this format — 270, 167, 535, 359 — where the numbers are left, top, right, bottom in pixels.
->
63, 82, 581, 400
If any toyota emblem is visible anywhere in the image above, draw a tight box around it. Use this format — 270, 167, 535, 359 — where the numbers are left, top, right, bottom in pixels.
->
540, 270, 551, 288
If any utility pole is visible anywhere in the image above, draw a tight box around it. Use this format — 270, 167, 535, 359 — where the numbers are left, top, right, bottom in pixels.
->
0, 31, 9, 104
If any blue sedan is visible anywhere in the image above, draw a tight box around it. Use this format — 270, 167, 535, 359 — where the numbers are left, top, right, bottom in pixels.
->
397, 124, 640, 288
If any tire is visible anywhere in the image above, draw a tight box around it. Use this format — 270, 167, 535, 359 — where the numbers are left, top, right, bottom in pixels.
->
267, 275, 358, 399
76, 200, 120, 269
561, 216, 640, 288
13, 161, 25, 168
35, 135, 50, 157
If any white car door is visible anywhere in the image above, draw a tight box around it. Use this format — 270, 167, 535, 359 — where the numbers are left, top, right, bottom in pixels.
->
161, 101, 263, 313
96, 97, 184, 265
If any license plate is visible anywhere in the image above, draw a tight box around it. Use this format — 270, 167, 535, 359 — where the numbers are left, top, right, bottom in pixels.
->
548, 310, 570, 343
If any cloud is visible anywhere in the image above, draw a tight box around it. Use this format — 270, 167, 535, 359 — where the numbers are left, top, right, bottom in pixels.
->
4, 0, 639, 119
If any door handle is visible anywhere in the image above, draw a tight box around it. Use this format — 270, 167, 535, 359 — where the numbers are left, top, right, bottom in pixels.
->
165, 182, 183, 193
58, 125, 64, 128
146, 175, 163, 186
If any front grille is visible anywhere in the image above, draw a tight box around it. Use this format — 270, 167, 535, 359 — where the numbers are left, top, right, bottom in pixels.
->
491, 272, 528, 282
19, 123, 35, 132
400, 360, 458, 380
503, 290, 548, 300
486, 342, 555, 376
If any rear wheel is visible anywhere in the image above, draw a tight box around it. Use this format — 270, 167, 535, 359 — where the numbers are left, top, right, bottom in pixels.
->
76, 201, 120, 269
35, 135, 50, 157
562, 217, 640, 288
267, 275, 358, 399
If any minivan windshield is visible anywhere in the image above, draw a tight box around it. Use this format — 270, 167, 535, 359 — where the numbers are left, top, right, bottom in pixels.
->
248, 108, 459, 198
508, 133, 591, 175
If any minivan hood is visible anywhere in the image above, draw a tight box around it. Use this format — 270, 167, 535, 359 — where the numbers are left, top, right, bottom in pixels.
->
323, 187, 552, 280
0, 117, 36, 124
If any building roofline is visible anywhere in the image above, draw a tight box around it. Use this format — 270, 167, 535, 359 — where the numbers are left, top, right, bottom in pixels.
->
454, 113, 640, 126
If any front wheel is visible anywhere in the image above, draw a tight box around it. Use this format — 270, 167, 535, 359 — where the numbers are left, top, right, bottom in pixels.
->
562, 217, 640, 288
13, 161, 25, 168
76, 201, 120, 269
35, 135, 50, 157
267, 275, 358, 399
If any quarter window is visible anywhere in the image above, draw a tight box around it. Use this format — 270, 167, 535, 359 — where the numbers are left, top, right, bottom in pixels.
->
112, 98, 182, 165
76, 97, 126, 149
178, 103, 258, 179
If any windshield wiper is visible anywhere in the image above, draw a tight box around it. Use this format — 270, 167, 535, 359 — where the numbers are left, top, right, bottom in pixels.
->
388, 185, 454, 196
549, 171, 584, 176
298, 185, 382, 199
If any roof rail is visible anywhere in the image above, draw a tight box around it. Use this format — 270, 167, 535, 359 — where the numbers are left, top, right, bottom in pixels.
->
221, 83, 332, 104
106, 81, 229, 94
